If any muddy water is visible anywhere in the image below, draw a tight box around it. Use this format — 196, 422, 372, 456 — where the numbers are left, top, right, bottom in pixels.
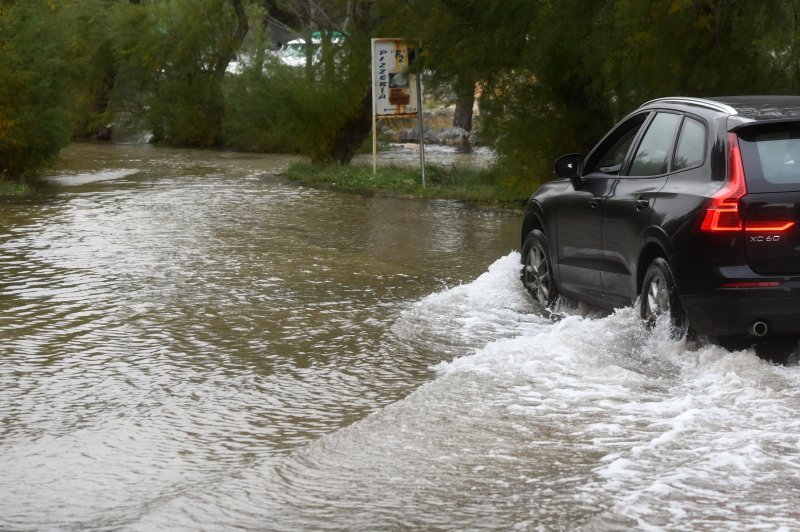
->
3, 143, 800, 530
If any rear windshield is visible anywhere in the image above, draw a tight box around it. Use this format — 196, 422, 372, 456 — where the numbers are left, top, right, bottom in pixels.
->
739, 125, 800, 192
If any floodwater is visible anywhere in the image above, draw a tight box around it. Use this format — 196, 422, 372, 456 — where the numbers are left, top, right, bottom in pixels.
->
2, 143, 800, 530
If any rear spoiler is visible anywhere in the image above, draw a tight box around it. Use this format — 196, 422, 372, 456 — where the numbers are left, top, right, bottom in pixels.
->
730, 118, 800, 133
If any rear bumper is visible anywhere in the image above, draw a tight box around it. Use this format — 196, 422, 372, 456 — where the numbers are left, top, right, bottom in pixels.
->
683, 285, 800, 336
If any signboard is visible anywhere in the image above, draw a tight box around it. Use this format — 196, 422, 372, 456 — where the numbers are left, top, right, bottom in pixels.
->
371, 38, 425, 184
371, 38, 419, 118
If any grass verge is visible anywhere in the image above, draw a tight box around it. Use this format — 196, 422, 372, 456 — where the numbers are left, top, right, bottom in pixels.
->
283, 162, 527, 209
0, 178, 33, 196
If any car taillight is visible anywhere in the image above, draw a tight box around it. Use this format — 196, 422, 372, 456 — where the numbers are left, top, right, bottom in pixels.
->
700, 133, 748, 232
699, 133, 795, 233
744, 221, 796, 232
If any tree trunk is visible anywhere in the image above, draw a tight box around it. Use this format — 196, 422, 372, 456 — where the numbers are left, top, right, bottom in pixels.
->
453, 83, 475, 132
319, 89, 372, 164
91, 68, 117, 141
213, 0, 249, 77
304, 28, 315, 83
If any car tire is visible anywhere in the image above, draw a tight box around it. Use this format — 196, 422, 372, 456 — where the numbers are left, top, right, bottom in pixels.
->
521, 229, 558, 308
640, 257, 687, 338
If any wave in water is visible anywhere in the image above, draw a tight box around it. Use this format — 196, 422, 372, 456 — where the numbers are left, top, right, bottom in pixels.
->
120, 253, 800, 530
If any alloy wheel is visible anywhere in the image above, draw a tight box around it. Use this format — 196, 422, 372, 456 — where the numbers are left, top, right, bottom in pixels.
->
525, 245, 551, 307
644, 273, 670, 323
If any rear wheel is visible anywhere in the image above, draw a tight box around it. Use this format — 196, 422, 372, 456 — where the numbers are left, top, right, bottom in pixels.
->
522, 229, 558, 308
640, 257, 687, 338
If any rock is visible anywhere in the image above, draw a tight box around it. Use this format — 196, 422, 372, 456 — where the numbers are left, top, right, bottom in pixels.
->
379, 126, 473, 146
433, 127, 470, 146
95, 124, 113, 142
469, 127, 481, 146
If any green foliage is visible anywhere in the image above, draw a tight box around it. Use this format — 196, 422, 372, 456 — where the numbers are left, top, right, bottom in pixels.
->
479, 0, 614, 192
407, 0, 800, 195
226, 1, 376, 162
600, 0, 791, 114
61, 0, 117, 140
223, 45, 368, 158
0, 177, 33, 196
8, 0, 800, 196
224, 61, 300, 152
111, 0, 248, 147
0, 1, 71, 179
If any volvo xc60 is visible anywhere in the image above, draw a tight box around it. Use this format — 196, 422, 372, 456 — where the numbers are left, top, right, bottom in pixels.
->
521, 96, 800, 338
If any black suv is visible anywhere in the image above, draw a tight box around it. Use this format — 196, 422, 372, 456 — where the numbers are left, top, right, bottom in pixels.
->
521, 96, 800, 338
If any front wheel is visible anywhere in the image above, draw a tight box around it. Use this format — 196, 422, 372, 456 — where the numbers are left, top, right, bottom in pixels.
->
521, 229, 558, 308
640, 257, 687, 338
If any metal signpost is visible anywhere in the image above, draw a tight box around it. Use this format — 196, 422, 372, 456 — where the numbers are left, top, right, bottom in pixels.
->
371, 38, 425, 186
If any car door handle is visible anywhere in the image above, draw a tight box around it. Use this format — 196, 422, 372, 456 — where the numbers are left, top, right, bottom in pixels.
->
634, 199, 649, 211
590, 196, 603, 208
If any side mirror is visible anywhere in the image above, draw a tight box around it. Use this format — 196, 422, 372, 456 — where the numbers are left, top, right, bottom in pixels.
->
554, 153, 583, 189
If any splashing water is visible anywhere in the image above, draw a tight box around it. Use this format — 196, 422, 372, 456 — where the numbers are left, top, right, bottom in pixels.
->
116, 254, 800, 530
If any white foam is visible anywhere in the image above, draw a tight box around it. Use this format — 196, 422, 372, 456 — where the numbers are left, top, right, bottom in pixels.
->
92, 252, 800, 529
45, 169, 138, 186
391, 253, 548, 357
392, 252, 800, 528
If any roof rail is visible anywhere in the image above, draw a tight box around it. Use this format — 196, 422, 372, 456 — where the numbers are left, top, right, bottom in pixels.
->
640, 97, 737, 115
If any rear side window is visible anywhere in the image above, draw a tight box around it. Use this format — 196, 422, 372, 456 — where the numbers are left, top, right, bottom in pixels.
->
673, 117, 706, 171
628, 112, 682, 176
739, 126, 800, 192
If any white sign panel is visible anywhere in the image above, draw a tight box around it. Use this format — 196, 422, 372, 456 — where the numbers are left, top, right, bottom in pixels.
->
371, 38, 419, 118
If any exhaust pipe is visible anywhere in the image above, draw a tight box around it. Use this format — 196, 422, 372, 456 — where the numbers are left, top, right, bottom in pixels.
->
748, 320, 769, 337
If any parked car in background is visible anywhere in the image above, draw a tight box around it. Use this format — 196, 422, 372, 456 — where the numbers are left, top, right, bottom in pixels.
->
227, 31, 345, 74
521, 96, 800, 338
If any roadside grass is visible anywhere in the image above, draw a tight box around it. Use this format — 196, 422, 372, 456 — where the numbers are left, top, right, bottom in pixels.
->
284, 162, 528, 209
0, 178, 33, 196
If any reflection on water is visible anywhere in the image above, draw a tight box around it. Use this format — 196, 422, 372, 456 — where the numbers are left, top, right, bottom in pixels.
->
0, 143, 520, 529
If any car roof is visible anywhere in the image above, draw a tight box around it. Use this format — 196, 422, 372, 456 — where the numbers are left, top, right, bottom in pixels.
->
641, 95, 800, 120
709, 96, 800, 120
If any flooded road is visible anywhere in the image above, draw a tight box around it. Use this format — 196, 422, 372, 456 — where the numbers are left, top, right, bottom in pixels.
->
3, 144, 800, 530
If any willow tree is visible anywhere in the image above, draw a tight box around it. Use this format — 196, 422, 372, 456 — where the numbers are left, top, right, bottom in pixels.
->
458, 0, 800, 196
226, 0, 382, 163
600, 0, 795, 117
0, 1, 71, 179
62, 0, 119, 141
382, 0, 532, 134
479, 0, 614, 178
110, 0, 249, 147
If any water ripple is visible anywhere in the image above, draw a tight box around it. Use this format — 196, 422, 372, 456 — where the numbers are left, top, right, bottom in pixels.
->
0, 143, 519, 529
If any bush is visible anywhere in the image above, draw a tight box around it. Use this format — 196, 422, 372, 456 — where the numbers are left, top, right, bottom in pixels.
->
0, 1, 71, 179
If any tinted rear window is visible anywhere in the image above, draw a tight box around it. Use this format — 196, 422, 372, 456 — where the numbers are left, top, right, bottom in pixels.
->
673, 117, 706, 171
740, 126, 800, 192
